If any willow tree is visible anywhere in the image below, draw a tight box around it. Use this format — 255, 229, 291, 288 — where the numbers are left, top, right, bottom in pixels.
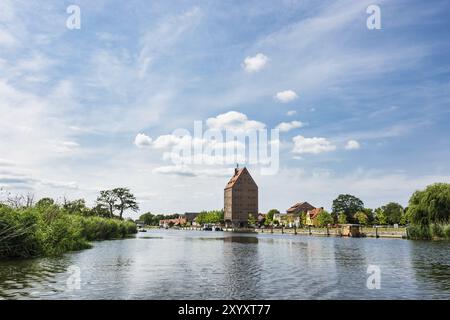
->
407, 183, 450, 226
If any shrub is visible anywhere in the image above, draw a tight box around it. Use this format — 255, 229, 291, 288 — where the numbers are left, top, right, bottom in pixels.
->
407, 225, 431, 240
0, 205, 137, 259
444, 225, 450, 239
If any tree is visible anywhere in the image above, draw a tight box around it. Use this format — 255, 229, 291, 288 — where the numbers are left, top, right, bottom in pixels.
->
362, 208, 375, 224
96, 188, 139, 219
139, 212, 156, 226
338, 214, 347, 224
374, 208, 387, 225
266, 209, 279, 223
316, 210, 333, 227
299, 212, 307, 227
90, 204, 110, 218
332, 194, 364, 223
96, 190, 116, 218
354, 211, 368, 225
407, 183, 450, 226
248, 213, 256, 227
36, 198, 56, 210
63, 198, 90, 216
381, 202, 404, 225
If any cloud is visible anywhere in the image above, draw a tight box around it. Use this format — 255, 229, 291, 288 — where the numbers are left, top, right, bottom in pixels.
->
153, 165, 234, 177
242, 53, 268, 73
286, 110, 297, 116
275, 90, 298, 103
134, 133, 153, 148
0, 29, 17, 47
152, 134, 195, 149
292, 135, 336, 154
52, 140, 80, 154
206, 111, 265, 132
275, 120, 304, 132
345, 139, 360, 150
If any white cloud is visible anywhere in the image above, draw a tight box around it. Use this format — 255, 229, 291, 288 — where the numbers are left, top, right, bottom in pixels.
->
292, 135, 336, 154
345, 139, 360, 150
0, 29, 17, 47
275, 90, 298, 103
206, 111, 265, 132
152, 134, 196, 149
275, 120, 304, 132
242, 53, 268, 73
50, 140, 80, 155
134, 133, 153, 148
286, 110, 297, 116
153, 165, 234, 177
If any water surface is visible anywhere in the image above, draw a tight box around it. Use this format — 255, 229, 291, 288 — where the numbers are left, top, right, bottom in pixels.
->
0, 230, 449, 299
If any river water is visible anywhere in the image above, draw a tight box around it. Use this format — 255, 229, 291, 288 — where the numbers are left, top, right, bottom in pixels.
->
0, 229, 449, 299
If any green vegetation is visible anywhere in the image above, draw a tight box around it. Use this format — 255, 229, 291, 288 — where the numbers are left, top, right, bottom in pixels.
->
406, 183, 450, 240
139, 212, 179, 226
248, 213, 257, 227
332, 194, 364, 223
381, 202, 404, 225
0, 190, 138, 259
266, 209, 279, 224
354, 211, 369, 225
96, 188, 139, 219
195, 210, 224, 225
316, 210, 333, 227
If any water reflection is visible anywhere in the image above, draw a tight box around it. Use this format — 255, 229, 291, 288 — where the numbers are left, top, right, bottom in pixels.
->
222, 234, 261, 299
0, 230, 448, 299
0, 257, 71, 299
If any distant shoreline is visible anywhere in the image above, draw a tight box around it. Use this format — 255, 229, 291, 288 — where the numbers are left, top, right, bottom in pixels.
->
170, 226, 408, 239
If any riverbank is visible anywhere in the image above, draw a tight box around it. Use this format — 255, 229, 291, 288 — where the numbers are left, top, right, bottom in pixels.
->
0, 204, 137, 259
178, 226, 407, 239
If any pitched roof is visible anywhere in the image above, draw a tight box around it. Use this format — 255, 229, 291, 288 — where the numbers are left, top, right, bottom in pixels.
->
286, 201, 315, 213
225, 167, 256, 189
307, 207, 323, 219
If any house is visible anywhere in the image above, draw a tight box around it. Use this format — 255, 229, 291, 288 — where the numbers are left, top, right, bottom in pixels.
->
305, 207, 324, 227
224, 166, 258, 228
159, 216, 187, 228
286, 201, 316, 215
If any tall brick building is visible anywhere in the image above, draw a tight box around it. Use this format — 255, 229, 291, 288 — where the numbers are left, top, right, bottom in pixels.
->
224, 167, 258, 228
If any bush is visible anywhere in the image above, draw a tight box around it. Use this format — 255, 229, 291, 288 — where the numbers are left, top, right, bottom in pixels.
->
0, 205, 137, 259
444, 225, 450, 239
407, 225, 431, 240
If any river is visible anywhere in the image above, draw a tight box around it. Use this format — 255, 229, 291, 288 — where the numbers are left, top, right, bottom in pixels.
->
0, 229, 449, 299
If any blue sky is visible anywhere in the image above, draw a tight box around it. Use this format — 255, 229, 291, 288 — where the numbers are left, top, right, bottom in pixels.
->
1, 0, 450, 217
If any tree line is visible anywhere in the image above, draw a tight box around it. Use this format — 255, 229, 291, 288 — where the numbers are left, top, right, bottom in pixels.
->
259, 183, 450, 239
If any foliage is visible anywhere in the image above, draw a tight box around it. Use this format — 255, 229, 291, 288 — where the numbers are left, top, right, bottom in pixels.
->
248, 213, 257, 227
139, 212, 179, 226
266, 209, 279, 222
354, 211, 368, 225
316, 210, 333, 227
195, 210, 224, 225
406, 224, 450, 240
96, 188, 139, 219
332, 194, 364, 222
0, 202, 137, 259
338, 214, 347, 224
63, 199, 91, 216
381, 202, 404, 225
374, 208, 387, 225
407, 183, 450, 226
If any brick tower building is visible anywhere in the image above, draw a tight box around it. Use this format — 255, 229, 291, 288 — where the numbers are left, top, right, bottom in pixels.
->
224, 166, 258, 228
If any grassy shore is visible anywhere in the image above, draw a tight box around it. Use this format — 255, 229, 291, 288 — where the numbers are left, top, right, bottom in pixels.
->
0, 204, 137, 259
